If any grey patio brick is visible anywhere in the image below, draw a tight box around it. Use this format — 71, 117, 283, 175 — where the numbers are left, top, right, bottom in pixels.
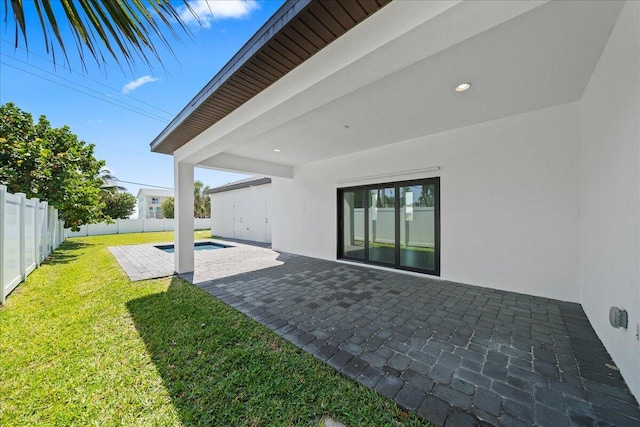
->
388, 353, 412, 371
401, 368, 435, 393
408, 360, 431, 376
491, 381, 532, 405
533, 385, 565, 412
315, 344, 339, 362
395, 383, 426, 411
340, 341, 364, 356
583, 379, 639, 404
460, 358, 483, 373
444, 407, 479, 427
426, 338, 454, 353
417, 394, 451, 426
362, 336, 384, 351
376, 346, 395, 359
450, 376, 475, 396
503, 398, 535, 424
470, 407, 500, 426
429, 364, 454, 385
437, 351, 462, 370
341, 356, 368, 379
375, 374, 404, 400
433, 383, 472, 410
359, 350, 387, 368
357, 365, 385, 389
506, 374, 533, 393
473, 387, 502, 416
593, 405, 640, 426
457, 367, 493, 391
407, 349, 437, 366
508, 365, 547, 386
535, 404, 570, 427
499, 413, 531, 427
483, 361, 508, 382
386, 339, 411, 353
486, 350, 509, 366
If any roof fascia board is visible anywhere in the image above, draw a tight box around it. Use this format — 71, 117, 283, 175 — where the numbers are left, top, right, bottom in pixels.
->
205, 177, 271, 194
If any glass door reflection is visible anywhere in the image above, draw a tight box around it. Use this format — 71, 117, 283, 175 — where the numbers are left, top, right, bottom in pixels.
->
400, 184, 436, 271
368, 187, 396, 265
342, 190, 365, 259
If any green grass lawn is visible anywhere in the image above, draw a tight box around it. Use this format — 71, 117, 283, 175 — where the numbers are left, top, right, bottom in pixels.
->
0, 231, 428, 426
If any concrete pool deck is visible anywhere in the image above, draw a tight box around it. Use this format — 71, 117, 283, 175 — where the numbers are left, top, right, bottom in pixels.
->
109, 239, 640, 426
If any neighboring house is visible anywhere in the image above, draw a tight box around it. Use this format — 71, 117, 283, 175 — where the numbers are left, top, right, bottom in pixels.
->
205, 177, 272, 243
136, 188, 174, 219
149, 1, 640, 399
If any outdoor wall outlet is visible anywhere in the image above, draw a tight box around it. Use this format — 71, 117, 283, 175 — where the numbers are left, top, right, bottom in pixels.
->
609, 306, 628, 329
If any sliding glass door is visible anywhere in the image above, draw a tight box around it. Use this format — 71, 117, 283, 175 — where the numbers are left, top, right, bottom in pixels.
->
338, 178, 439, 275
399, 183, 436, 272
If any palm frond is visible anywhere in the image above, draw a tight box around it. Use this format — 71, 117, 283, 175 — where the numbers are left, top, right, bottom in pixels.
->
5, 0, 195, 70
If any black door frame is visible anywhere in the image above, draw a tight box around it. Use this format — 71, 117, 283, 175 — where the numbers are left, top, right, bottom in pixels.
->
337, 177, 440, 276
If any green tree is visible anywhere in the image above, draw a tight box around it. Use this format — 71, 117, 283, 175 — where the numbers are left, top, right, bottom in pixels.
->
161, 197, 175, 219
194, 180, 210, 218
101, 191, 136, 219
0, 102, 105, 230
160, 180, 209, 219
5, 0, 193, 69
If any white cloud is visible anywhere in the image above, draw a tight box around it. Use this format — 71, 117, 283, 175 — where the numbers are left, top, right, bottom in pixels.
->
179, 0, 259, 29
122, 75, 160, 94
87, 119, 103, 124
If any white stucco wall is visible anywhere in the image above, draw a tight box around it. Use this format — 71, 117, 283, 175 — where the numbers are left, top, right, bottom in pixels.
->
579, 1, 639, 399
210, 184, 272, 243
273, 102, 581, 302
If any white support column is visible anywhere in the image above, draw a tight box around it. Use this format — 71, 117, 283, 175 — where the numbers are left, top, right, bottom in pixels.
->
174, 158, 195, 274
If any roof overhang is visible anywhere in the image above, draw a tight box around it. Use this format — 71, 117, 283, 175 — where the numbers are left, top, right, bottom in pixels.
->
162, 1, 624, 179
150, 0, 391, 155
204, 177, 271, 194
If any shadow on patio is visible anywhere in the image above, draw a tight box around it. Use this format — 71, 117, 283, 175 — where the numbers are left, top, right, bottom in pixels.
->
190, 252, 640, 426
126, 276, 416, 426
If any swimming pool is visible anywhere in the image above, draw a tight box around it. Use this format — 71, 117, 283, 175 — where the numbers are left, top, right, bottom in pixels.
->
155, 242, 230, 254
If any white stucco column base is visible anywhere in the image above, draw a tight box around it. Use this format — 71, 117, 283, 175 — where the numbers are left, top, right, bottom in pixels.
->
174, 159, 194, 274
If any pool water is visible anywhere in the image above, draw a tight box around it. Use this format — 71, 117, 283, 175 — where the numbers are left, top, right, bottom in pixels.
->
155, 242, 229, 254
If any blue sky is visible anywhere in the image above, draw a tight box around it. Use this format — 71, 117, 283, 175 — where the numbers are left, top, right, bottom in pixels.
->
0, 0, 285, 204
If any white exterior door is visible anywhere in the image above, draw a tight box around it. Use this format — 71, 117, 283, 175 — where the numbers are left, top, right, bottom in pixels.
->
265, 197, 272, 242
233, 200, 244, 239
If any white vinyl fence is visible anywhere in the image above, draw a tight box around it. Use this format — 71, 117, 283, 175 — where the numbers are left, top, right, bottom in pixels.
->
353, 207, 435, 247
66, 217, 211, 237
0, 185, 65, 304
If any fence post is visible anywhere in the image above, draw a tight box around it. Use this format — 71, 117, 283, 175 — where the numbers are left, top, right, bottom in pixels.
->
42, 202, 49, 259
32, 198, 40, 267
17, 193, 26, 281
0, 185, 6, 304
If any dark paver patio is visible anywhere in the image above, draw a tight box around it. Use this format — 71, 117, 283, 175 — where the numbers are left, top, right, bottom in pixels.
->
110, 241, 640, 426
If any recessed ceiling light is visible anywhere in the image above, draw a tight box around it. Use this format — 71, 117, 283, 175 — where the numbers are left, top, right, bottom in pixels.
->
455, 82, 471, 92
273, 148, 281, 152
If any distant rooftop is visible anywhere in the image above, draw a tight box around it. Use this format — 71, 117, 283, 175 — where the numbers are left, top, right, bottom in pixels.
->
205, 176, 271, 194
136, 188, 175, 199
